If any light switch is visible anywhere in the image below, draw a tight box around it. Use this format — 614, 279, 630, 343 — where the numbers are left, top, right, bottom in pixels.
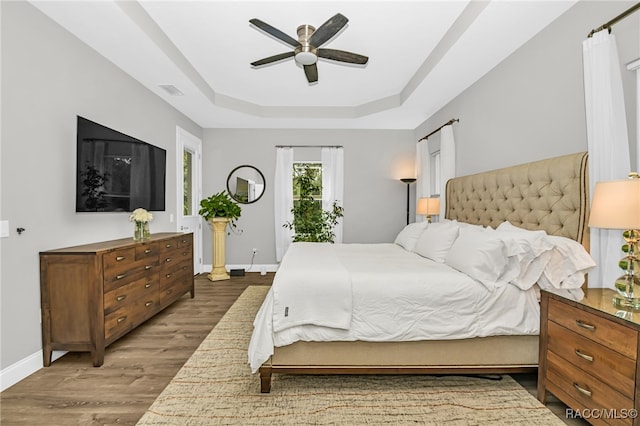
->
0, 221, 9, 238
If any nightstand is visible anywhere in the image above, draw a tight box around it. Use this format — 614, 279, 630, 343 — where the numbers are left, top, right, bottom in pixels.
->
538, 289, 640, 425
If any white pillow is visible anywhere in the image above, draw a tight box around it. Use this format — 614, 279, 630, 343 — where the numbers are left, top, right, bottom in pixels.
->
444, 228, 510, 290
443, 219, 487, 232
538, 235, 596, 289
413, 222, 459, 263
394, 221, 428, 251
494, 222, 555, 290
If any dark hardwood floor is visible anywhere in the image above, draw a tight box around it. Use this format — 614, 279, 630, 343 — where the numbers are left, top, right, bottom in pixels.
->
1, 272, 584, 425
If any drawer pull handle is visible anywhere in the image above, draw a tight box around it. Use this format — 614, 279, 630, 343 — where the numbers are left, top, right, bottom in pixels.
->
145, 249, 152, 254
575, 320, 595, 331
166, 244, 173, 248
116, 273, 126, 280
117, 316, 127, 324
166, 258, 172, 262
167, 289, 173, 294
116, 256, 126, 261
116, 295, 126, 302
145, 265, 153, 270
145, 282, 153, 288
573, 383, 592, 397
166, 274, 172, 278
145, 301, 153, 307
574, 349, 594, 362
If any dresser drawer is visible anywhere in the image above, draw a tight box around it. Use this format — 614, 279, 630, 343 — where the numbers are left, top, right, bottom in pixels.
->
547, 321, 636, 399
160, 260, 192, 288
103, 258, 159, 292
103, 248, 136, 274
548, 298, 638, 359
135, 242, 160, 261
105, 296, 159, 341
547, 351, 634, 426
159, 280, 190, 308
104, 276, 159, 315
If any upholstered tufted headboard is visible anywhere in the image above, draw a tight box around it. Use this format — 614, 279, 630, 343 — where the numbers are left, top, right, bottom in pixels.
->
445, 152, 589, 248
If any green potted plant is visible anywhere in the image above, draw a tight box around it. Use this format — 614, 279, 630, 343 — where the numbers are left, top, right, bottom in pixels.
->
199, 190, 242, 230
199, 191, 242, 282
284, 164, 344, 243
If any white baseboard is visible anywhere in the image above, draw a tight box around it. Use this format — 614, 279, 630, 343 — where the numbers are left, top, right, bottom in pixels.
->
202, 264, 279, 275
1, 350, 66, 392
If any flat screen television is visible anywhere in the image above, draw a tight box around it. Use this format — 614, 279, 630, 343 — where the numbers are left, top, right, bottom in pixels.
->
75, 116, 166, 212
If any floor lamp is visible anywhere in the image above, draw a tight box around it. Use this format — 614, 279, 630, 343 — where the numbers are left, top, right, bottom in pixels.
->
400, 178, 416, 225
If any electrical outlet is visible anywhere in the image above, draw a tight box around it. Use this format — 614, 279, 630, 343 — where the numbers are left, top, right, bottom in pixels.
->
252, 248, 258, 255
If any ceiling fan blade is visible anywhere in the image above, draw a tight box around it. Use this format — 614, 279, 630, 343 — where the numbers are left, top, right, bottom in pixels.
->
251, 51, 295, 67
304, 64, 318, 83
249, 18, 300, 48
318, 48, 368, 65
308, 13, 349, 47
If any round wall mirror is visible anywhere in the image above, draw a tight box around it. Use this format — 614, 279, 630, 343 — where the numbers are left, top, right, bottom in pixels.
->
226, 165, 266, 204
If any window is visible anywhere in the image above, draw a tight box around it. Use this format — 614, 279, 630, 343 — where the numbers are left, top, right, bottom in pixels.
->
183, 149, 193, 215
431, 151, 441, 196
293, 162, 322, 201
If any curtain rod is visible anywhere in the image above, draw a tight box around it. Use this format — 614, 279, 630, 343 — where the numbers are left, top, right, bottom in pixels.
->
418, 118, 459, 141
275, 145, 343, 148
588, 2, 640, 37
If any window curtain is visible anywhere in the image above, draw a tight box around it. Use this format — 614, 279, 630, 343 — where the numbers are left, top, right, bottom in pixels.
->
321, 147, 344, 243
439, 124, 456, 219
415, 141, 431, 222
274, 147, 294, 262
583, 29, 631, 287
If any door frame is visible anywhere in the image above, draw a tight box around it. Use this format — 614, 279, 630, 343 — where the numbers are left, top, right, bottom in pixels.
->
176, 127, 203, 274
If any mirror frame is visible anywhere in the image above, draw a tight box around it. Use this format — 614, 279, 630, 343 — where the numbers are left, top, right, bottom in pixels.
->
226, 165, 266, 204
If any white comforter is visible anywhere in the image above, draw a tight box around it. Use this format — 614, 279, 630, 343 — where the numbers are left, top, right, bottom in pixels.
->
248, 243, 541, 373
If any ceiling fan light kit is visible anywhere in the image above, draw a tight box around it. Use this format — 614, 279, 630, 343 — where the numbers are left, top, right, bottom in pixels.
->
250, 13, 368, 83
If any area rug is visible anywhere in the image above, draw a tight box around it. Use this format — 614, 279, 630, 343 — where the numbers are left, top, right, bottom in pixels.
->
137, 286, 563, 425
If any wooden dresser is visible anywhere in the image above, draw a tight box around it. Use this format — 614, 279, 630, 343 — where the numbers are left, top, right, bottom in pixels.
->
40, 232, 194, 367
538, 289, 640, 425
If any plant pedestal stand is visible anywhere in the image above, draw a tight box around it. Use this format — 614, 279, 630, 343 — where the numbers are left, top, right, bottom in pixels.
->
208, 217, 230, 281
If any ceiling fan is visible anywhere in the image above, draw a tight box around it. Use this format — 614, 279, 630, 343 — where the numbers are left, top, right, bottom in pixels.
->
249, 13, 368, 84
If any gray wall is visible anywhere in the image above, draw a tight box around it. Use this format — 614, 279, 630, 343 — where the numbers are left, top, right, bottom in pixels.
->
202, 129, 415, 265
415, 1, 639, 176
0, 2, 202, 370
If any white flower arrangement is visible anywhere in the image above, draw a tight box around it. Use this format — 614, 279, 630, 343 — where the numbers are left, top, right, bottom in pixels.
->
129, 208, 153, 223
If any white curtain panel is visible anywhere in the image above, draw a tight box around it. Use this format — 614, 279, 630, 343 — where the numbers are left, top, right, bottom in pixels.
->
416, 141, 431, 198
274, 147, 294, 262
439, 125, 456, 219
321, 147, 344, 243
415, 141, 431, 222
583, 29, 631, 288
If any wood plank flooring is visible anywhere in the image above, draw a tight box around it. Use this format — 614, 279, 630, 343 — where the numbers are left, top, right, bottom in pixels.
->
1, 272, 585, 425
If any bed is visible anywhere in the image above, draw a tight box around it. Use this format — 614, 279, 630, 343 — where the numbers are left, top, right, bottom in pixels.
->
251, 151, 591, 393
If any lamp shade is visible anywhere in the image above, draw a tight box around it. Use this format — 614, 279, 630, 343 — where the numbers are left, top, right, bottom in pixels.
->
589, 178, 640, 230
417, 197, 440, 216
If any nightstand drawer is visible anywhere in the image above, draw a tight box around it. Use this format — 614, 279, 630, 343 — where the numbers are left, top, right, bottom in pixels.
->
547, 351, 634, 426
548, 321, 636, 399
548, 297, 638, 359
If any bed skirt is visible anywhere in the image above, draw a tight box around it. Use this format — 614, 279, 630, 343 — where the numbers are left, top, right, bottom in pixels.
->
260, 335, 538, 392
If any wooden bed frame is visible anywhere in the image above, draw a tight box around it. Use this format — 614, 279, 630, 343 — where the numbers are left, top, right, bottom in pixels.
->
259, 152, 590, 393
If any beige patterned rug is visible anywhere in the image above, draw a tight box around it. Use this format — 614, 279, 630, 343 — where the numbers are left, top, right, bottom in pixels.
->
137, 286, 563, 425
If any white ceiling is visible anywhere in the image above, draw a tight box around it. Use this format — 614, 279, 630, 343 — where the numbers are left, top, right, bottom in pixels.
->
30, 0, 577, 130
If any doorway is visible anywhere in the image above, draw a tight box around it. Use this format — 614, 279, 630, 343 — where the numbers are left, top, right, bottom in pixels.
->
176, 127, 203, 274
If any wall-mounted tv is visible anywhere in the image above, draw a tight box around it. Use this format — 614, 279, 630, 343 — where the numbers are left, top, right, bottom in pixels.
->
75, 116, 166, 212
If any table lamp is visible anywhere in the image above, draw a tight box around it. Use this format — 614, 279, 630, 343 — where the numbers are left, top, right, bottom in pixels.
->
417, 197, 440, 223
588, 173, 640, 309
